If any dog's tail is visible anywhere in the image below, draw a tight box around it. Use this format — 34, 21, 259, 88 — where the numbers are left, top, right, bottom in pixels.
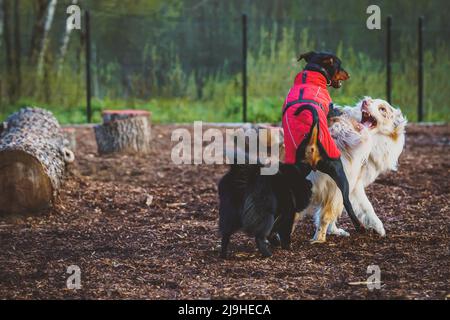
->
305, 121, 322, 170
294, 106, 322, 170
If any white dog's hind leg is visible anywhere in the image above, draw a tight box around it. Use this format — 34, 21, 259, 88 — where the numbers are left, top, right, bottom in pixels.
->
312, 208, 321, 241
311, 195, 343, 243
312, 208, 347, 240
353, 184, 386, 236
327, 220, 350, 237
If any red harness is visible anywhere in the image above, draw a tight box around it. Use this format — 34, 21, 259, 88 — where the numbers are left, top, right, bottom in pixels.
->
282, 70, 341, 164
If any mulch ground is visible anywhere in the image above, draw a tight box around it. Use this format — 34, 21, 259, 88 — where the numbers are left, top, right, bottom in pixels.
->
0, 123, 448, 299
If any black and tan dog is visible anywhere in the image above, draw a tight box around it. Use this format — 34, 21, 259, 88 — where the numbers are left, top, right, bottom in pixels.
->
276, 51, 365, 242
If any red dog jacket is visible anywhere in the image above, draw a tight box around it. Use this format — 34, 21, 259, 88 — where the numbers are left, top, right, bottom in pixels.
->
282, 70, 341, 164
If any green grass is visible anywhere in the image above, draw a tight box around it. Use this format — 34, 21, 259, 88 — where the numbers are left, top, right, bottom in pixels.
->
2, 94, 447, 125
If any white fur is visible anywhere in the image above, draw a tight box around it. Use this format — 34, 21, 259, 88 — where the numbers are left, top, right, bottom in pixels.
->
300, 97, 407, 242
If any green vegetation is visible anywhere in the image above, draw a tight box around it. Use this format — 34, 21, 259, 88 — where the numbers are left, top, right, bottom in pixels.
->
2, 26, 448, 124
1, 0, 448, 123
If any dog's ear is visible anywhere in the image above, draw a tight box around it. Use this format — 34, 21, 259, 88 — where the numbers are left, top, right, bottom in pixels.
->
298, 51, 315, 62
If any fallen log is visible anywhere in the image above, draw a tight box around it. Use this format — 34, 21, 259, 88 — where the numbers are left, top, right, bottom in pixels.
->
0, 107, 74, 215
94, 110, 151, 155
62, 127, 77, 152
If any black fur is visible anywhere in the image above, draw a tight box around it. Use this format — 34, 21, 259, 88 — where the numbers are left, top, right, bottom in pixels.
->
218, 163, 312, 258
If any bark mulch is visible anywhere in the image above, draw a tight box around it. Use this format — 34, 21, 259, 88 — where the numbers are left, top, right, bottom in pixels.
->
0, 123, 448, 299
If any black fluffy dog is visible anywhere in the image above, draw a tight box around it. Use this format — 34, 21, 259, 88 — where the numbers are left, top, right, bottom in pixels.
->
218, 161, 312, 258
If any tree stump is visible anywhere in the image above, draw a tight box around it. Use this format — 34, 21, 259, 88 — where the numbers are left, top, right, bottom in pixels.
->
94, 110, 151, 155
0, 107, 75, 215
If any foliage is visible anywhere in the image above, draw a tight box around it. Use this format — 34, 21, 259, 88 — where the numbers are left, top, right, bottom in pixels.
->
0, 0, 449, 123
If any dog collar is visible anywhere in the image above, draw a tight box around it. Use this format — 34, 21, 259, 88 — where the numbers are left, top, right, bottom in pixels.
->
304, 63, 332, 85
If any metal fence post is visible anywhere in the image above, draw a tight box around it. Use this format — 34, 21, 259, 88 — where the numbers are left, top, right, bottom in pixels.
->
418, 16, 424, 122
85, 10, 92, 123
242, 13, 248, 123
386, 15, 392, 104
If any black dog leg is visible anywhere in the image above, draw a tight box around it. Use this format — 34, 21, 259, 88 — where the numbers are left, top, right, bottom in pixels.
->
272, 194, 297, 250
220, 233, 231, 258
277, 213, 296, 249
255, 237, 272, 258
255, 213, 275, 257
267, 231, 281, 247
270, 163, 312, 249
317, 159, 365, 231
266, 203, 294, 250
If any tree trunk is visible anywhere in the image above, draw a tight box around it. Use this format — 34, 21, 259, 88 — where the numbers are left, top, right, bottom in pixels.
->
13, 0, 20, 98
37, 0, 57, 76
0, 0, 3, 105
94, 110, 152, 155
0, 0, 4, 52
28, 0, 47, 63
0, 107, 74, 215
57, 0, 77, 77
2, 0, 13, 101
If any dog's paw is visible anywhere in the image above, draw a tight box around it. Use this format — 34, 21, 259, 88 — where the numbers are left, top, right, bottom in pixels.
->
310, 233, 326, 244
328, 225, 350, 237
363, 216, 386, 236
268, 233, 281, 247
256, 239, 272, 258
335, 228, 350, 237
259, 247, 272, 258
372, 223, 386, 237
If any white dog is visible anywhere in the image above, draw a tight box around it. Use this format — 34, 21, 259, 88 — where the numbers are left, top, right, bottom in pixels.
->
302, 97, 407, 243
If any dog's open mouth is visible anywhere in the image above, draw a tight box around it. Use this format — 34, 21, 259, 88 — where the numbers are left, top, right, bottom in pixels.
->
332, 80, 343, 88
361, 101, 377, 129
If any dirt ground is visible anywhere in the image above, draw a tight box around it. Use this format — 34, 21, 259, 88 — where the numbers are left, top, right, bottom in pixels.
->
0, 123, 448, 300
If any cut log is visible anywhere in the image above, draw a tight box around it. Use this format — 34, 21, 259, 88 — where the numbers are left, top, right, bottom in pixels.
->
62, 127, 77, 152
0, 107, 74, 215
94, 110, 151, 155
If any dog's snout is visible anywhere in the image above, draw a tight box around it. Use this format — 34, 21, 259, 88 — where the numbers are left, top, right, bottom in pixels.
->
342, 69, 350, 79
